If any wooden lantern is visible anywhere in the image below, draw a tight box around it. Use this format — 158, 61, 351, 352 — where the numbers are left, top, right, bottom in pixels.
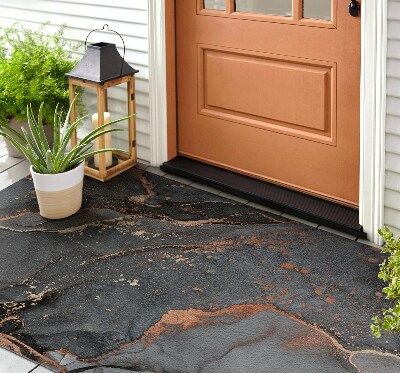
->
66, 25, 139, 181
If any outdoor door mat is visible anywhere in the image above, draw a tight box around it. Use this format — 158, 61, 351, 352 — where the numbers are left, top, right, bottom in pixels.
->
0, 168, 399, 372
161, 156, 365, 238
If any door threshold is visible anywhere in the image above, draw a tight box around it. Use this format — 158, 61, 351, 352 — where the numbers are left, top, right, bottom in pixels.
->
161, 156, 366, 238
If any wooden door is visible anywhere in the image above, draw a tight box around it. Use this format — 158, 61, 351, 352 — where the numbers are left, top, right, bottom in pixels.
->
176, 0, 361, 207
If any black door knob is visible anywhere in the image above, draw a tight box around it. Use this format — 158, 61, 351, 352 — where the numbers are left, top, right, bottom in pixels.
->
349, 0, 360, 17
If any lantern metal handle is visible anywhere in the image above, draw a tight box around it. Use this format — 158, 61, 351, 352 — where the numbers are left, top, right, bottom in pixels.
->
84, 24, 126, 77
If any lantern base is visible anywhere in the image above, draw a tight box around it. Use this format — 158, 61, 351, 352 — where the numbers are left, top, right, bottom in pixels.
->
87, 155, 119, 170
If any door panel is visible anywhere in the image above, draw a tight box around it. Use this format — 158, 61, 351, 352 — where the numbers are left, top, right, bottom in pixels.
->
199, 45, 335, 144
176, 0, 361, 206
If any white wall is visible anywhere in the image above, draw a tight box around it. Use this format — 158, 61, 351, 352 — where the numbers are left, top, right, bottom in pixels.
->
0, 0, 151, 161
385, 0, 400, 236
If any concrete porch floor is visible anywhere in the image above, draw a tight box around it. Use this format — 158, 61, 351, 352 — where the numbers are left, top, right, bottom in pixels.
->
0, 137, 393, 373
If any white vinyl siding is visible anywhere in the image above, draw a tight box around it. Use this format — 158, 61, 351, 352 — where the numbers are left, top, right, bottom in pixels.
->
0, 0, 151, 161
385, 0, 400, 237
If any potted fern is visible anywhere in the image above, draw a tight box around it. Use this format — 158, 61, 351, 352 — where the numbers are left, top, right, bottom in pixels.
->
0, 23, 80, 157
0, 98, 129, 219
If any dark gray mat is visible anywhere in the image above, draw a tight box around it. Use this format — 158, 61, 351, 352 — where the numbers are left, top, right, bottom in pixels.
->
0, 168, 399, 372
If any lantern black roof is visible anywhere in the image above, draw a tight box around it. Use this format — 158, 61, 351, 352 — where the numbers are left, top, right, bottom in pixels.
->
66, 42, 138, 84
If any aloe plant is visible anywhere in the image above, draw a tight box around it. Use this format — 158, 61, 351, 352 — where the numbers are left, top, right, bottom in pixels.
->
0, 97, 129, 174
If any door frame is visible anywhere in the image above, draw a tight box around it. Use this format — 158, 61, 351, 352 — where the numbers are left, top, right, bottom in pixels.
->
148, 0, 387, 244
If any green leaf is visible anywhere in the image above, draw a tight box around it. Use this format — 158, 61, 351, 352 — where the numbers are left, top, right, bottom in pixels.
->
371, 324, 382, 338
45, 150, 55, 173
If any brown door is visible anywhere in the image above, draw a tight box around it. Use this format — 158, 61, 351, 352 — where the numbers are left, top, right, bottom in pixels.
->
176, 0, 361, 207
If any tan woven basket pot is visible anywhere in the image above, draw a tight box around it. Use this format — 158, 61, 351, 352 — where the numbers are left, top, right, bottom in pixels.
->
30, 162, 85, 219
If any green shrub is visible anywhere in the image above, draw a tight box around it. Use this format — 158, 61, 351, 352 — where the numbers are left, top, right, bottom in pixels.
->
371, 226, 400, 338
0, 23, 80, 126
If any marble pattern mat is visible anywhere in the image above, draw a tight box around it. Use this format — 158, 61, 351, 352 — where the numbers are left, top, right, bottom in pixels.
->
0, 169, 399, 372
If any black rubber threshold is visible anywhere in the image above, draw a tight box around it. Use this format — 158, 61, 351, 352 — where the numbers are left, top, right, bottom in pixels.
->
161, 156, 366, 238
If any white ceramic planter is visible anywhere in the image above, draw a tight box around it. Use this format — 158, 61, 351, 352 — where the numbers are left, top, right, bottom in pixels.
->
30, 162, 85, 219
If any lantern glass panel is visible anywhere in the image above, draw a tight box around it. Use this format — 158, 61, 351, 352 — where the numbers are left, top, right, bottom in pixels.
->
106, 84, 130, 156
73, 85, 131, 168
74, 89, 95, 155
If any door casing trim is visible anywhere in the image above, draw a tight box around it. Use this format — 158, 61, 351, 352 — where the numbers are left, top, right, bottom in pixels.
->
359, 0, 387, 244
148, 0, 168, 166
148, 0, 387, 244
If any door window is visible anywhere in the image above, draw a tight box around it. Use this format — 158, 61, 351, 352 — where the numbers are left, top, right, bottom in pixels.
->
204, 0, 226, 10
235, 0, 292, 17
303, 0, 332, 20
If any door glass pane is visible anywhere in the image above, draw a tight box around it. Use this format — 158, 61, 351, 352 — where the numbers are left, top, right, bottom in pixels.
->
303, 0, 331, 20
204, 0, 226, 11
235, 0, 292, 17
